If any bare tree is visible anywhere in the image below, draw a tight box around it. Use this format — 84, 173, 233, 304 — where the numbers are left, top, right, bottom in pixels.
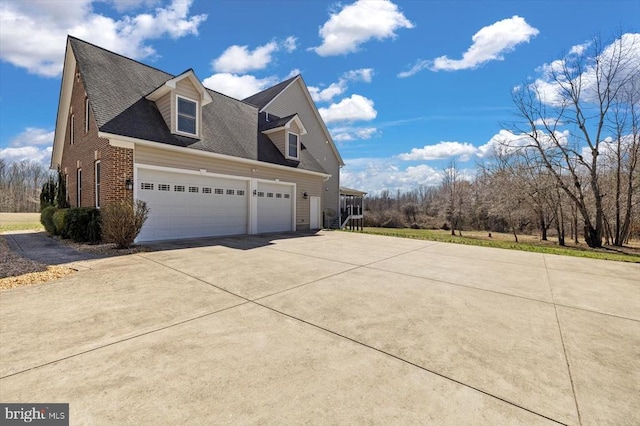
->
440, 160, 463, 235
0, 160, 52, 212
510, 33, 640, 248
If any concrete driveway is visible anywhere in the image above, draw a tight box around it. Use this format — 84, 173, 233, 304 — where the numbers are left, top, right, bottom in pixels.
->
1, 231, 638, 425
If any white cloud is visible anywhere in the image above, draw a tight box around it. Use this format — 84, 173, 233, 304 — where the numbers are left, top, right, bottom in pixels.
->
308, 68, 374, 103
331, 126, 378, 141
399, 15, 538, 76
0, 0, 206, 77
533, 117, 563, 127
0, 127, 55, 166
212, 41, 279, 73
312, 0, 413, 56
0, 146, 53, 165
398, 141, 477, 161
285, 68, 301, 79
109, 0, 160, 12
318, 94, 377, 124
341, 157, 443, 195
309, 82, 347, 103
202, 73, 278, 99
476, 129, 570, 158
397, 59, 429, 78
569, 41, 591, 56
212, 37, 297, 74
283, 36, 298, 53
532, 33, 640, 107
344, 68, 374, 82
8, 127, 55, 147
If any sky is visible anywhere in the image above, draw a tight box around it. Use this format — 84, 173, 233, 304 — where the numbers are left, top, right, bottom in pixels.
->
1, 0, 638, 194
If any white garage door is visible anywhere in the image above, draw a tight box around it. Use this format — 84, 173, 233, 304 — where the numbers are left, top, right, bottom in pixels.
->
136, 168, 248, 241
257, 181, 293, 233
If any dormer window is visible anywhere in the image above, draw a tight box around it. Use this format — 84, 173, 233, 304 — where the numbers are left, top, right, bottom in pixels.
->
287, 132, 300, 160
176, 95, 197, 136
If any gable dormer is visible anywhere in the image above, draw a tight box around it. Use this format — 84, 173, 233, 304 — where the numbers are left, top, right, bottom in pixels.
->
145, 69, 212, 139
260, 113, 308, 161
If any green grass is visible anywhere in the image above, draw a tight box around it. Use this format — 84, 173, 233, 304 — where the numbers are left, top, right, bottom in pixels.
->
350, 227, 640, 263
0, 222, 44, 233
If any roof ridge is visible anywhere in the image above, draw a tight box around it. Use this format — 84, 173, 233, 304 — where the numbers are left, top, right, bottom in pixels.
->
68, 35, 174, 78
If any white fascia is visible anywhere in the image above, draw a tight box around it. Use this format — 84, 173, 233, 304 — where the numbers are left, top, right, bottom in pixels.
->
100, 132, 331, 179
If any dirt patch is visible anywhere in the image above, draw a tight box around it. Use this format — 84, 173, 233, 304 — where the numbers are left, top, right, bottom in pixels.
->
0, 236, 75, 290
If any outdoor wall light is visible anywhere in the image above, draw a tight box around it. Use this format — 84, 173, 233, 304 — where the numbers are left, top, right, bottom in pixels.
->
125, 179, 133, 190
303, 192, 309, 199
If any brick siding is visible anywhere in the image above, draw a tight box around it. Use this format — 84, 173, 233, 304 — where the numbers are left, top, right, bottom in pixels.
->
60, 65, 133, 208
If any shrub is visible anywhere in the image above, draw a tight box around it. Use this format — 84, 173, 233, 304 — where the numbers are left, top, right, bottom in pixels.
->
101, 200, 150, 249
56, 168, 70, 208
380, 210, 406, 228
40, 206, 58, 235
65, 207, 101, 243
52, 209, 69, 238
40, 177, 56, 211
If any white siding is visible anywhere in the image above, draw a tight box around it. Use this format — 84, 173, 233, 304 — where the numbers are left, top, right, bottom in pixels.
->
156, 93, 171, 131
265, 80, 340, 218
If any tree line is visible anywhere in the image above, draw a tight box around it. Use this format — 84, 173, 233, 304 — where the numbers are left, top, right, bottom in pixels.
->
0, 158, 52, 213
365, 34, 639, 248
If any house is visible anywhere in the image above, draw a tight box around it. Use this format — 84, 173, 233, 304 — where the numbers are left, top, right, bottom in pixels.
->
51, 36, 346, 242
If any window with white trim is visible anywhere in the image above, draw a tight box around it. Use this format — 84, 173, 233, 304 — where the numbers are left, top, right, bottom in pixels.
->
202, 187, 212, 194
189, 186, 199, 193
158, 184, 170, 191
94, 160, 100, 208
287, 132, 299, 159
85, 97, 90, 133
176, 95, 197, 136
214, 188, 224, 195
284, 193, 290, 199
141, 182, 154, 190
174, 185, 185, 192
70, 114, 75, 144
237, 190, 245, 196
76, 168, 82, 206
226, 189, 235, 195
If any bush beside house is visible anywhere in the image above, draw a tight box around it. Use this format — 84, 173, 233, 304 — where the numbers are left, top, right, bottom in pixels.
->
101, 200, 149, 249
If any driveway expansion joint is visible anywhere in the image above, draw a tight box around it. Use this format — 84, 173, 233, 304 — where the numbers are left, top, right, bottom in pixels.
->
544, 255, 583, 426
137, 251, 567, 425
0, 301, 250, 380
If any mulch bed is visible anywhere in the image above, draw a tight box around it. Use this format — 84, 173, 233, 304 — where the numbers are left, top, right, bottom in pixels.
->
0, 236, 75, 290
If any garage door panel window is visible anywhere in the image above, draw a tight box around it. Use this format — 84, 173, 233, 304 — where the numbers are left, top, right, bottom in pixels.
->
158, 184, 170, 191
141, 182, 154, 190
174, 185, 185, 192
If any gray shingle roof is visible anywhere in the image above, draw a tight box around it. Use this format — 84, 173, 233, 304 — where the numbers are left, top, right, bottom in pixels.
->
243, 75, 298, 110
259, 113, 298, 132
70, 37, 325, 173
